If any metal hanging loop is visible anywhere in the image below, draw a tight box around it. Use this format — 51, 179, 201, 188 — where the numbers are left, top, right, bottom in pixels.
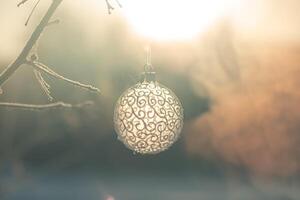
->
141, 46, 156, 82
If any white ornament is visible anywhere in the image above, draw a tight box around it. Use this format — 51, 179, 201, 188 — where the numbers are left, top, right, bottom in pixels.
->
114, 67, 184, 154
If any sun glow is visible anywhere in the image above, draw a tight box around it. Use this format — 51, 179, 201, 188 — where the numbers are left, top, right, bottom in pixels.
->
122, 0, 234, 41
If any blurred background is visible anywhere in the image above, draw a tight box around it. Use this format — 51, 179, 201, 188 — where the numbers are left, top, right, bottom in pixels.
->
0, 0, 300, 199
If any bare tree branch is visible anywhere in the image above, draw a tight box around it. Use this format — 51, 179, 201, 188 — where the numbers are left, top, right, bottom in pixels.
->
0, 0, 102, 110
0, 0, 63, 87
29, 61, 101, 93
0, 101, 94, 111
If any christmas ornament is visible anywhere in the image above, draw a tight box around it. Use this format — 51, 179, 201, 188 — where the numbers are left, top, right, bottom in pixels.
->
114, 49, 184, 154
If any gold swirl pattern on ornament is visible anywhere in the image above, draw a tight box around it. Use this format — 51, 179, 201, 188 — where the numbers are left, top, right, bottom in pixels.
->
114, 82, 184, 154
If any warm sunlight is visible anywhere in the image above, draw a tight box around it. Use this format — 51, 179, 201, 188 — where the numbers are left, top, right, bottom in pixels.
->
1, 0, 300, 199
121, 0, 235, 41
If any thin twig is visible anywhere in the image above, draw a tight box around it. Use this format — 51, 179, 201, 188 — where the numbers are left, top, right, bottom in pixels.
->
47, 19, 60, 27
105, 0, 122, 14
29, 61, 100, 93
115, 0, 122, 8
0, 101, 94, 111
33, 69, 53, 101
25, 0, 41, 26
105, 0, 114, 14
17, 0, 31, 7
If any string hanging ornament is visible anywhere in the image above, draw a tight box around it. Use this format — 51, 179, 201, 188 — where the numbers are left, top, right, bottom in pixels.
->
114, 48, 184, 154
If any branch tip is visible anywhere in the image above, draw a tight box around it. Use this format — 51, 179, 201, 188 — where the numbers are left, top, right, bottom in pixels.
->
25, 0, 41, 26
34, 69, 54, 101
47, 19, 60, 27
17, 0, 30, 7
105, 0, 114, 14
115, 0, 122, 8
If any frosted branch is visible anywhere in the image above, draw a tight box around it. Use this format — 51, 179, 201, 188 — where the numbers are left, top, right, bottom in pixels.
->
33, 69, 54, 101
0, 101, 94, 111
0, 0, 110, 111
29, 61, 100, 93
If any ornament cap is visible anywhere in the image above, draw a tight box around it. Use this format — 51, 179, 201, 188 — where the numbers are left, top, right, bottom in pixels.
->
140, 68, 156, 82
